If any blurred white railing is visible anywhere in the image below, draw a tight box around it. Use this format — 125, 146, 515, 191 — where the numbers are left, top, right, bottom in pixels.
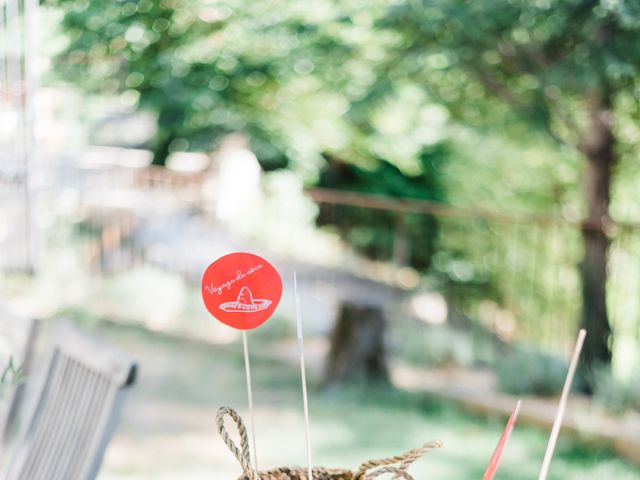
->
0, 0, 38, 272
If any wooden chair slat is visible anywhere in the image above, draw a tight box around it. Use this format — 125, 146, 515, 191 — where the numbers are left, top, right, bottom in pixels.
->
57, 368, 110, 480
40, 358, 87, 480
62, 369, 105, 480
21, 354, 71, 480
4, 322, 136, 480
17, 353, 67, 480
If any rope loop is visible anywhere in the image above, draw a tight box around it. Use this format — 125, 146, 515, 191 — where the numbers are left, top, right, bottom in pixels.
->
217, 406, 256, 477
216, 406, 442, 480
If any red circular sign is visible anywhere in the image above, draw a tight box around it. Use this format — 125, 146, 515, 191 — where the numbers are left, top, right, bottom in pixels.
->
201, 252, 283, 330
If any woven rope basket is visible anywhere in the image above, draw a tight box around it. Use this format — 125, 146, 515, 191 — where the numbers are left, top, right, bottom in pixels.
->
217, 406, 442, 480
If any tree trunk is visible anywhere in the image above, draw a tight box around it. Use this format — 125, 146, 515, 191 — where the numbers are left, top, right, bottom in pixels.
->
326, 302, 389, 384
151, 131, 173, 167
578, 91, 615, 372
151, 108, 182, 167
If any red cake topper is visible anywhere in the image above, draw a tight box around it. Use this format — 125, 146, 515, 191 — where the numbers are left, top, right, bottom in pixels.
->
201, 252, 282, 330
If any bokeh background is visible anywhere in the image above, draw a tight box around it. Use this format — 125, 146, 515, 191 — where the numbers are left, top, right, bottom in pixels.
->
1, 0, 640, 478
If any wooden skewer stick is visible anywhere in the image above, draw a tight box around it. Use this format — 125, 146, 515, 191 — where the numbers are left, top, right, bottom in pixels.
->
242, 330, 259, 478
538, 329, 587, 480
294, 272, 313, 480
483, 400, 522, 480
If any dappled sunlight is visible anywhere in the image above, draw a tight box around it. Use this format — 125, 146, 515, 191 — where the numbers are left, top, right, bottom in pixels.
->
2, 0, 640, 477
410, 292, 448, 325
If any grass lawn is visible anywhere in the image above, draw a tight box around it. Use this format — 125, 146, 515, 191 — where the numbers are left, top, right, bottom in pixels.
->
77, 320, 640, 480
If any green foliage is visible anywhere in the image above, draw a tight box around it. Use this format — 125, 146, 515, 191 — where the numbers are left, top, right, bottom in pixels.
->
377, 0, 640, 142
590, 364, 640, 414
49, 0, 640, 202
0, 356, 25, 396
315, 143, 448, 268
49, 0, 333, 167
495, 345, 567, 396
392, 322, 476, 368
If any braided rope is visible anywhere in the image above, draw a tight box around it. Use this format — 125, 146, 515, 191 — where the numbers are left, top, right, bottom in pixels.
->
241, 467, 354, 480
216, 406, 255, 476
354, 442, 443, 480
216, 406, 442, 480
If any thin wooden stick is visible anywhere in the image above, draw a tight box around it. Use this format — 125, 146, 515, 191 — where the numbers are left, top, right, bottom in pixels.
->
483, 400, 521, 480
242, 330, 259, 477
538, 329, 587, 480
294, 272, 313, 480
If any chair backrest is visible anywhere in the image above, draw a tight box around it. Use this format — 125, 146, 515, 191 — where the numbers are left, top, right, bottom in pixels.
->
0, 308, 39, 453
4, 323, 137, 480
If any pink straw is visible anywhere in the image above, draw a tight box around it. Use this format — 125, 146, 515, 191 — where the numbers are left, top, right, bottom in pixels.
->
483, 400, 522, 480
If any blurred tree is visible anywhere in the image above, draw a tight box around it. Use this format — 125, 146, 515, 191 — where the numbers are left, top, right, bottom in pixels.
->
50, 0, 451, 269
371, 0, 640, 371
49, 0, 350, 168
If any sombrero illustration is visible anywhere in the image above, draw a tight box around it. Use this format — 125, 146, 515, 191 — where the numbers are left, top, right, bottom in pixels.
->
219, 286, 272, 313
